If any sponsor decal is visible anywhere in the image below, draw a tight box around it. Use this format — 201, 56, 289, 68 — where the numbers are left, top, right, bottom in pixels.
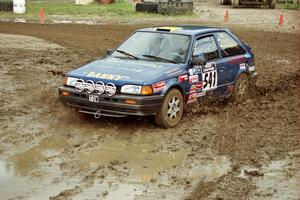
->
152, 81, 166, 93
193, 66, 202, 74
195, 91, 206, 97
178, 74, 188, 83
248, 66, 255, 72
190, 81, 203, 91
196, 81, 203, 90
240, 63, 246, 70
190, 85, 197, 90
84, 71, 129, 81
189, 89, 196, 94
189, 75, 199, 84
187, 93, 197, 104
202, 62, 218, 91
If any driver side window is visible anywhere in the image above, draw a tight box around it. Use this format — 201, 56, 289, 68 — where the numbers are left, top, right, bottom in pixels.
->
193, 36, 219, 61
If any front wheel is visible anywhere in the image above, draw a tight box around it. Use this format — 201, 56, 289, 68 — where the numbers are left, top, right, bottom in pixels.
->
155, 89, 184, 128
232, 73, 250, 103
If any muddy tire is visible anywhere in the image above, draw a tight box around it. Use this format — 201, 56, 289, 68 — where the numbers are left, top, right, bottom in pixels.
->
136, 3, 158, 13
157, 1, 193, 15
232, 73, 250, 103
268, 0, 275, 9
232, 0, 239, 8
220, 0, 231, 5
0, 1, 13, 12
155, 89, 184, 128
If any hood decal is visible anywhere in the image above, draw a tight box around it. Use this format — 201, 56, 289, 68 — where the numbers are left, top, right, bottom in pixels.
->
68, 57, 184, 84
84, 71, 130, 81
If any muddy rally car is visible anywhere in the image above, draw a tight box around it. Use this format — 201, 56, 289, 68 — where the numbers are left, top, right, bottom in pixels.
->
58, 26, 257, 128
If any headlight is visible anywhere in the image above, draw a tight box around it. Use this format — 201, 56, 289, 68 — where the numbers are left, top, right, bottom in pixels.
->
121, 85, 142, 95
121, 85, 153, 95
63, 77, 79, 87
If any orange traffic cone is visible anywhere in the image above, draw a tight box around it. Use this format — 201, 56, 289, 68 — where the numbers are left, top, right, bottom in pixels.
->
224, 10, 229, 22
40, 7, 45, 24
279, 13, 284, 26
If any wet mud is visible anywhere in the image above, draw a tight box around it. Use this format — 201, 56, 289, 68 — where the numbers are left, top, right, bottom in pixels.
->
0, 21, 299, 200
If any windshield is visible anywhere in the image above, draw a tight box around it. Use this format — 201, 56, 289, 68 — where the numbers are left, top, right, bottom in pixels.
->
111, 31, 191, 64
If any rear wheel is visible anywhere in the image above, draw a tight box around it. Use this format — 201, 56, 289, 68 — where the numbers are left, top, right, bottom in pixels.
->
155, 89, 184, 128
232, 73, 250, 103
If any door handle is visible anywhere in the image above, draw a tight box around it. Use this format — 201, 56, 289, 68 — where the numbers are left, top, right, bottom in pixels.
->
218, 66, 225, 71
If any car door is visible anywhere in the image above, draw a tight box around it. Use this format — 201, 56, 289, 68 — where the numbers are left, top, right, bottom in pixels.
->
214, 32, 246, 88
191, 34, 220, 96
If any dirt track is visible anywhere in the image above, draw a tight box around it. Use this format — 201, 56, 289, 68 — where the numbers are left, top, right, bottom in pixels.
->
0, 21, 299, 200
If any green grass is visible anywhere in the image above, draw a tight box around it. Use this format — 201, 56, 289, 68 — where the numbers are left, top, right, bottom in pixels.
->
284, 3, 300, 10
0, 1, 195, 20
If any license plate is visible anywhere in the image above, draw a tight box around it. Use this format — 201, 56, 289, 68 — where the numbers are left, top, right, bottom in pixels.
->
89, 95, 99, 103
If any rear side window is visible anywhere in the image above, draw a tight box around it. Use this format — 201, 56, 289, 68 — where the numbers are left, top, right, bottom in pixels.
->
193, 36, 219, 61
215, 32, 244, 58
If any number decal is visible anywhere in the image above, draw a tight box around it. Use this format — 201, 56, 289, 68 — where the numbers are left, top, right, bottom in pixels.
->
202, 63, 218, 91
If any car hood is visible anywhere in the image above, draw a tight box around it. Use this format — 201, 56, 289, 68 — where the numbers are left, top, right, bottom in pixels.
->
67, 57, 183, 85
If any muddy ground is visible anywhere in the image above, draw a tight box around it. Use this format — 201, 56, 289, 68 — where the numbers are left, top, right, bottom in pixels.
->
0, 19, 299, 200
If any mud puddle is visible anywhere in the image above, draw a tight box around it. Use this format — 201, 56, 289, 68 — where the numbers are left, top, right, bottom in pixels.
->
76, 140, 186, 180
72, 139, 232, 200
10, 136, 68, 176
0, 136, 74, 200
0, 158, 81, 200
188, 156, 232, 182
239, 151, 300, 200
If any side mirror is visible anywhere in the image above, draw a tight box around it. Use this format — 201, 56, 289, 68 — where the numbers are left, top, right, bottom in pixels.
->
106, 49, 113, 56
191, 56, 206, 66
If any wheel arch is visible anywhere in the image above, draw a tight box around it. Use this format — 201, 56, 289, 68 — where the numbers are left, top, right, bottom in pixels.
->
164, 84, 185, 101
233, 72, 250, 95
234, 70, 250, 84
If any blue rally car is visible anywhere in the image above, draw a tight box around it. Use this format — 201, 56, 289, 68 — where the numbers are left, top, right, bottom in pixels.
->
58, 25, 257, 128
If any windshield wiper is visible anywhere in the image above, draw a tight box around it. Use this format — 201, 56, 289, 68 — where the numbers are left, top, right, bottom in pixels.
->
142, 54, 177, 64
116, 50, 140, 60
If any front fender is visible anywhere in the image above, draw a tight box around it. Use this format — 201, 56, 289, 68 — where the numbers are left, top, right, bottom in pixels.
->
162, 77, 186, 98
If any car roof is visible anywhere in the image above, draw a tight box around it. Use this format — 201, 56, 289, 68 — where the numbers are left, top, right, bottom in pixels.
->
137, 25, 227, 36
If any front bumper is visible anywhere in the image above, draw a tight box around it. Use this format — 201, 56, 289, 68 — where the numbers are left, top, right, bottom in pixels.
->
58, 86, 163, 116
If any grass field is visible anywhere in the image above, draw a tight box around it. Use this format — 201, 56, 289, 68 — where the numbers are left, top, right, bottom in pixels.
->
0, 1, 194, 20
284, 3, 300, 10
